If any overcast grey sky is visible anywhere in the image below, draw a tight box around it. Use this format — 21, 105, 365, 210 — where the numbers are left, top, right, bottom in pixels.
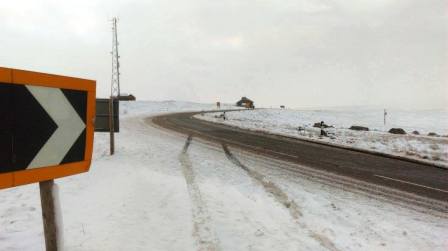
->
1, 0, 447, 109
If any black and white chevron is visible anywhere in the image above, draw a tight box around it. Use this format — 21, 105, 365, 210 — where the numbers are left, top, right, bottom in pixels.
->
0, 83, 87, 173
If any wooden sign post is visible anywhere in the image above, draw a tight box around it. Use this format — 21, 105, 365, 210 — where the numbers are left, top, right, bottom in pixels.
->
40, 180, 61, 251
109, 97, 115, 155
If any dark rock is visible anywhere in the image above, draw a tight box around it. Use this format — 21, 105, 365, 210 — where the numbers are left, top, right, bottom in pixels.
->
428, 132, 439, 137
412, 130, 419, 135
388, 128, 406, 134
349, 125, 369, 131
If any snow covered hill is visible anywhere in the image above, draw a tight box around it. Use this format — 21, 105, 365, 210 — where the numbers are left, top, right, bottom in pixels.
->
0, 101, 446, 251
197, 108, 448, 165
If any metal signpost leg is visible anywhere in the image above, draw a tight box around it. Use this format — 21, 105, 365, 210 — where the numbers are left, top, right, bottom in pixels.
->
39, 180, 60, 251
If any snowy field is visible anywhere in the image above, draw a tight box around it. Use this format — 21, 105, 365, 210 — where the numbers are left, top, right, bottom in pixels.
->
197, 108, 448, 165
0, 101, 447, 250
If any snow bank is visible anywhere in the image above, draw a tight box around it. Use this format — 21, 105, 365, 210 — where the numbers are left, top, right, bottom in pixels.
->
196, 109, 448, 165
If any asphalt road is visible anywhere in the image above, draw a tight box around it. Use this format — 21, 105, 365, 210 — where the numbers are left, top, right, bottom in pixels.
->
152, 111, 448, 203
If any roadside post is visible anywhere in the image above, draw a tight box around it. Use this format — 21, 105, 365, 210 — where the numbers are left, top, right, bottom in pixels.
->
0, 67, 96, 251
39, 180, 60, 250
109, 97, 115, 155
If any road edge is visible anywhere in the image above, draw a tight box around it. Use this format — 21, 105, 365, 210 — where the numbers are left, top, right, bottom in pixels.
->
190, 110, 448, 170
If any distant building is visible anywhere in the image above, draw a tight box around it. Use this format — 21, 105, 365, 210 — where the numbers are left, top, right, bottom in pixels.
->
236, 97, 254, 108
117, 94, 136, 101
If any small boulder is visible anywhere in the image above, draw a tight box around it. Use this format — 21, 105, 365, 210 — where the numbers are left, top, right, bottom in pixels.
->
412, 130, 419, 135
388, 128, 406, 134
428, 132, 439, 137
349, 125, 369, 131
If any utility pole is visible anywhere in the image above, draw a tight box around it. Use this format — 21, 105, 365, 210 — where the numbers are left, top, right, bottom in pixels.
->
109, 17, 120, 155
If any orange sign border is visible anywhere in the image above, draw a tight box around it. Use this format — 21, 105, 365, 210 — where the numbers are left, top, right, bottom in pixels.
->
0, 67, 96, 189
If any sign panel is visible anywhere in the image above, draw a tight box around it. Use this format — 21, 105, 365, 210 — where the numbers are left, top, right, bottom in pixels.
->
0, 67, 96, 189
95, 98, 119, 132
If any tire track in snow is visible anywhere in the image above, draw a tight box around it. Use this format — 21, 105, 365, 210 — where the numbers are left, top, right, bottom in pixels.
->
222, 144, 341, 251
180, 135, 221, 251
236, 149, 448, 217
222, 144, 302, 219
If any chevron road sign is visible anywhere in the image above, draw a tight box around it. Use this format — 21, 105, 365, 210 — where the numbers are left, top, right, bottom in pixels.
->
0, 67, 96, 189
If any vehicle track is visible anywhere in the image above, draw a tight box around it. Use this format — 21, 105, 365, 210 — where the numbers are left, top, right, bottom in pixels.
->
152, 112, 448, 203
222, 144, 302, 219
152, 113, 448, 215
234, 149, 448, 217
151, 116, 448, 217
222, 144, 341, 251
179, 135, 221, 251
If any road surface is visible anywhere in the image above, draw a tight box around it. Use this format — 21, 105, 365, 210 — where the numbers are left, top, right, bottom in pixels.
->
152, 111, 448, 205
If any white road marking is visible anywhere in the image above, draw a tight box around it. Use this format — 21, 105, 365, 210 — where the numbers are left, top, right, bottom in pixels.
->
374, 175, 448, 194
26, 85, 85, 169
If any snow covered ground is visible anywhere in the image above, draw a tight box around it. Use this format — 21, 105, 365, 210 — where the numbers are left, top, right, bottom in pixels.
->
0, 101, 447, 251
196, 108, 448, 165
